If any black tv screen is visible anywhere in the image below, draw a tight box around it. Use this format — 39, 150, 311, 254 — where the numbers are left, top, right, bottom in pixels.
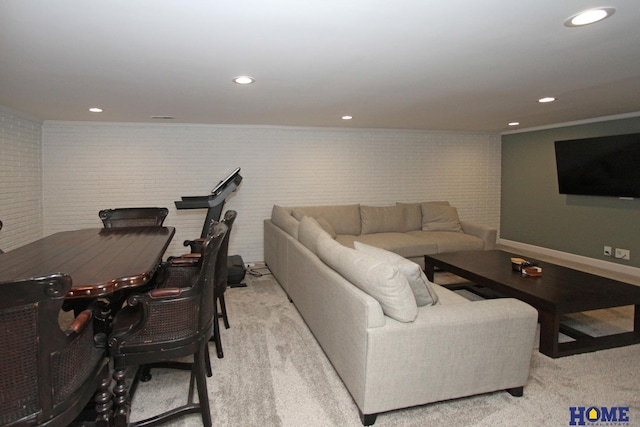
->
554, 132, 640, 198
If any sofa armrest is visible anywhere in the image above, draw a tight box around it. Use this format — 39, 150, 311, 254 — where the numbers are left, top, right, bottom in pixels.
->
361, 298, 537, 414
460, 221, 497, 250
271, 205, 299, 238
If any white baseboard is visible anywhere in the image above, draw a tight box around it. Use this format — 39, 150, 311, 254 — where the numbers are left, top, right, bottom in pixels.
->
498, 239, 640, 279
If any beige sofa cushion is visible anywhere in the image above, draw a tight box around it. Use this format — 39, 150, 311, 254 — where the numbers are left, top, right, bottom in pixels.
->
396, 202, 422, 231
291, 204, 361, 236
271, 205, 299, 239
431, 283, 472, 305
316, 217, 337, 238
397, 201, 450, 231
360, 205, 406, 235
421, 204, 463, 232
298, 216, 332, 254
354, 242, 439, 307
338, 233, 438, 258
316, 232, 418, 322
408, 230, 484, 252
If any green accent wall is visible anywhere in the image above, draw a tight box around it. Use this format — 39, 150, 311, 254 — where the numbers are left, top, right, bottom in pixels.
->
501, 116, 640, 268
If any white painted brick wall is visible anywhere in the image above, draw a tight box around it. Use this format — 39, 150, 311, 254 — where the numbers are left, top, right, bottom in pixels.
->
41, 122, 501, 263
0, 106, 43, 251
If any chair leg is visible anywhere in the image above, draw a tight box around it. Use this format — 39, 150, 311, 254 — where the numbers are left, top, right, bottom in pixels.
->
195, 344, 213, 427
204, 344, 212, 377
112, 367, 130, 427
219, 294, 230, 329
213, 310, 224, 359
95, 369, 113, 427
139, 364, 152, 382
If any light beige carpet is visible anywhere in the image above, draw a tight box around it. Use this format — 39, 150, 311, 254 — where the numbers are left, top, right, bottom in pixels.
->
129, 270, 640, 426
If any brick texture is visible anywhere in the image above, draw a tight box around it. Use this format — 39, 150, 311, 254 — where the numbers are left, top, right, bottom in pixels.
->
40, 122, 501, 262
0, 106, 43, 252
1, 106, 501, 263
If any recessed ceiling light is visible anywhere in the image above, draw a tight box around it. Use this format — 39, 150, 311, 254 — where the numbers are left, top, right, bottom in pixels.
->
564, 7, 615, 27
89, 107, 103, 113
538, 97, 556, 103
233, 76, 255, 85
508, 122, 520, 126
342, 115, 353, 120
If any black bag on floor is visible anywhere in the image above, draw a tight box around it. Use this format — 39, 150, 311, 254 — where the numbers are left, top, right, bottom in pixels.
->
227, 254, 246, 285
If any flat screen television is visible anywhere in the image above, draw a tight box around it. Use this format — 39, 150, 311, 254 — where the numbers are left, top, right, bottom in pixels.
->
554, 132, 640, 198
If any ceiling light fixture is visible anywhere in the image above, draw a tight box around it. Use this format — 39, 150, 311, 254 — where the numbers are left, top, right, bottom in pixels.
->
89, 107, 103, 113
342, 115, 353, 120
508, 122, 520, 127
538, 97, 556, 103
564, 7, 615, 27
233, 76, 255, 85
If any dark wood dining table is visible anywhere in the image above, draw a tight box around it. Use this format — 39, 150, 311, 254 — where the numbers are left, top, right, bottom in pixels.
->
0, 226, 175, 298
0, 226, 175, 424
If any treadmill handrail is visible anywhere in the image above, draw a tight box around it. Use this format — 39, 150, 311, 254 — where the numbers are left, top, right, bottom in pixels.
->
174, 170, 243, 237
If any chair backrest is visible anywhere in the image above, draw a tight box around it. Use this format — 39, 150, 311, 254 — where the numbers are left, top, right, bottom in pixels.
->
215, 210, 237, 295
197, 222, 229, 332
99, 207, 169, 228
0, 274, 108, 426
111, 222, 228, 354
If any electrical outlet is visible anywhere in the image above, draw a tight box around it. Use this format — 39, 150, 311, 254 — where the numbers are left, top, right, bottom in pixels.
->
614, 248, 630, 260
604, 246, 612, 256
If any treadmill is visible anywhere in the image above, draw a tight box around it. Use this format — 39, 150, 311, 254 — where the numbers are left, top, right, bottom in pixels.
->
174, 167, 243, 237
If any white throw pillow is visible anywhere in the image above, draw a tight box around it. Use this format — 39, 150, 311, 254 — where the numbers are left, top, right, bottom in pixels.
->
353, 242, 439, 306
316, 233, 418, 322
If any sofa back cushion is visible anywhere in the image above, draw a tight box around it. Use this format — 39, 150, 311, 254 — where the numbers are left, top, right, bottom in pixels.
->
353, 242, 439, 306
315, 217, 337, 238
271, 205, 299, 239
360, 205, 406, 235
421, 203, 463, 232
291, 204, 361, 236
397, 201, 450, 231
316, 232, 418, 322
298, 216, 333, 254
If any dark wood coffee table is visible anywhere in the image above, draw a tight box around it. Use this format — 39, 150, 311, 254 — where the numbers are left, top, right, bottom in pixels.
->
424, 250, 640, 358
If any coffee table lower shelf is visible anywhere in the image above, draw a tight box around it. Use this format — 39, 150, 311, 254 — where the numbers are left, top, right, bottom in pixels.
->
425, 251, 640, 359
539, 309, 640, 358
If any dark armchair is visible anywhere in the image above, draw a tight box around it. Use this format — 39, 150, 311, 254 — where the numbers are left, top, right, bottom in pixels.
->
108, 222, 228, 427
99, 207, 169, 228
0, 274, 111, 426
96, 207, 170, 316
168, 210, 238, 359
210, 210, 237, 358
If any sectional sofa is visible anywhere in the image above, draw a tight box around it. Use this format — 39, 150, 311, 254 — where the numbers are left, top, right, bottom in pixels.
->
268, 202, 496, 271
264, 203, 538, 425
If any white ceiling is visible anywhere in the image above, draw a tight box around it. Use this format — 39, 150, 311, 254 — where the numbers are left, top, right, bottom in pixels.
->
1, 1, 640, 132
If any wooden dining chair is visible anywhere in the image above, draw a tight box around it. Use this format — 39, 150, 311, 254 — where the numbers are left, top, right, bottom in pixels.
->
210, 210, 237, 358
99, 207, 169, 228
108, 222, 228, 427
97, 207, 170, 313
0, 274, 111, 426
166, 210, 238, 359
